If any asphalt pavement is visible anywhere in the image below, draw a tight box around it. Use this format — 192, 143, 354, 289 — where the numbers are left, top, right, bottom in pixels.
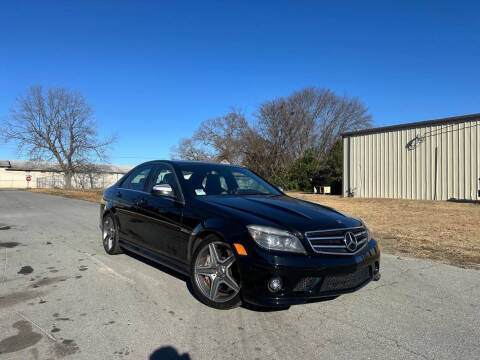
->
0, 190, 479, 360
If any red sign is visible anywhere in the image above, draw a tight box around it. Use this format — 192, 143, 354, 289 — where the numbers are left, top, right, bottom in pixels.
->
26, 175, 31, 182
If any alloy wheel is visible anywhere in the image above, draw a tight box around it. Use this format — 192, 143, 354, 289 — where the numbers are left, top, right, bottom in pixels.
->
103, 216, 115, 251
194, 242, 240, 303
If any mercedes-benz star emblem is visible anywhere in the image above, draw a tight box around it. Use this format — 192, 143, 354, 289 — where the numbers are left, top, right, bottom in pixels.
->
344, 231, 357, 252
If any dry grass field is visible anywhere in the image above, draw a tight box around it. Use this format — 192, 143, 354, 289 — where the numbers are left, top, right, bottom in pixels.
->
29, 189, 480, 269
31, 188, 104, 203
290, 193, 480, 269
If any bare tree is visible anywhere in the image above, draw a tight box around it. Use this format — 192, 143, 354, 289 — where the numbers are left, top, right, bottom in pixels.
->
170, 138, 213, 161
1, 85, 115, 188
251, 88, 371, 177
170, 87, 371, 182
171, 110, 250, 164
73, 162, 104, 189
255, 88, 371, 161
193, 110, 249, 165
241, 128, 273, 175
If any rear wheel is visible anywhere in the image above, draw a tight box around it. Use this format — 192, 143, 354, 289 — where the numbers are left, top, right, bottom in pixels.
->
191, 235, 241, 309
102, 214, 123, 255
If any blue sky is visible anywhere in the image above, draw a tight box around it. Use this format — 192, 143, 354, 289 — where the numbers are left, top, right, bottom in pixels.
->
1, 1, 479, 165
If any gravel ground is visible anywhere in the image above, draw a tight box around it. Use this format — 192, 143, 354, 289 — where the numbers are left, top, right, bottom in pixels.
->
0, 190, 479, 360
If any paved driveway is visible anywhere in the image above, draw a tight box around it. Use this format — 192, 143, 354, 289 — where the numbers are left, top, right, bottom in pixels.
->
0, 190, 479, 360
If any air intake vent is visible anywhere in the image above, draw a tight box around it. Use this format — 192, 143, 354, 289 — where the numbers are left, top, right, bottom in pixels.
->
321, 266, 371, 291
293, 277, 320, 292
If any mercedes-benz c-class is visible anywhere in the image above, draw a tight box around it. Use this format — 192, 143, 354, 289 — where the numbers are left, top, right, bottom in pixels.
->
100, 161, 380, 309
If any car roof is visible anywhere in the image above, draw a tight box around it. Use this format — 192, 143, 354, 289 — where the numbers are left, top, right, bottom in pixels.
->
134, 160, 242, 168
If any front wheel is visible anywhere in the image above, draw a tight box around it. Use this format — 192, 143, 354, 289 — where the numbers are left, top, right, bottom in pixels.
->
190, 236, 242, 309
102, 213, 123, 255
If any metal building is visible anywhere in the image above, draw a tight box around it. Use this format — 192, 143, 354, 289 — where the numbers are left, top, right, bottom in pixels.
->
342, 113, 480, 201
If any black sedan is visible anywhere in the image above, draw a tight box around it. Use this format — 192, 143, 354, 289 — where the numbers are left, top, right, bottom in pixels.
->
100, 160, 380, 309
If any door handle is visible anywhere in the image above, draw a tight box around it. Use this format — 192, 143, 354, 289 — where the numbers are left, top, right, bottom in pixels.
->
136, 198, 147, 206
116, 191, 122, 198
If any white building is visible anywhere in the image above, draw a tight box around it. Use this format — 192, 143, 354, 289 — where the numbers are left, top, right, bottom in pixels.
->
0, 160, 132, 189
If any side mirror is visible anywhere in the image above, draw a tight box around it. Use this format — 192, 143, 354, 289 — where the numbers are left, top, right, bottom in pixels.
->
152, 184, 174, 198
277, 186, 284, 192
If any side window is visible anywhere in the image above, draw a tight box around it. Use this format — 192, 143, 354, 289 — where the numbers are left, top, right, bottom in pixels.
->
153, 169, 174, 187
146, 164, 181, 198
121, 166, 152, 191
181, 171, 193, 180
200, 170, 228, 195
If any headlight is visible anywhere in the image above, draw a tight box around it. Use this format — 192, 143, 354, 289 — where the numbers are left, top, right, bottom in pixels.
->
247, 225, 306, 254
361, 221, 372, 243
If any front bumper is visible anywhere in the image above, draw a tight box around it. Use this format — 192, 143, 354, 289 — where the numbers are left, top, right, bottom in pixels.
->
238, 239, 380, 307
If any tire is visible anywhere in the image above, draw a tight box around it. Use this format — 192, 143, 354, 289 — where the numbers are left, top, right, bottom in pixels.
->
102, 213, 123, 255
190, 235, 242, 309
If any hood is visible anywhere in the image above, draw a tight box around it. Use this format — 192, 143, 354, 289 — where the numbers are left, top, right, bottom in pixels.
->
196, 195, 361, 233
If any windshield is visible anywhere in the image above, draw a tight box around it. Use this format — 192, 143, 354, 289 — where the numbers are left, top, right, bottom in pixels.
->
177, 164, 281, 197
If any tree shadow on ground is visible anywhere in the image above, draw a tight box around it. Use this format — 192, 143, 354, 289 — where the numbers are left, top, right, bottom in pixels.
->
149, 346, 191, 360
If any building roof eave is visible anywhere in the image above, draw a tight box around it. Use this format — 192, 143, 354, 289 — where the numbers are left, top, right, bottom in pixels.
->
341, 112, 480, 137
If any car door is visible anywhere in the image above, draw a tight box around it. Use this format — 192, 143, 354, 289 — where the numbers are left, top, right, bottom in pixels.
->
115, 165, 153, 247
136, 163, 189, 264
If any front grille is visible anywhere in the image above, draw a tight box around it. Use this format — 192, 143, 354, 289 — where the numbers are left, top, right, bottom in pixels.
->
320, 267, 371, 292
305, 227, 368, 255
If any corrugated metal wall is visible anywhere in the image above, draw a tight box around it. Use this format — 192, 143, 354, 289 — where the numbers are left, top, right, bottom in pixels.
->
343, 118, 480, 200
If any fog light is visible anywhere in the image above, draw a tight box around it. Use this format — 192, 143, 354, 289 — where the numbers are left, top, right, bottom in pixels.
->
268, 277, 282, 292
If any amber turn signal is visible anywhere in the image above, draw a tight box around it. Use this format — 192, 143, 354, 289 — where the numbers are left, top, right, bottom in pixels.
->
233, 243, 247, 256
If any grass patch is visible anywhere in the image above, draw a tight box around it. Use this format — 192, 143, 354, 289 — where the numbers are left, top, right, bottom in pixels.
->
289, 193, 480, 269
30, 188, 103, 203
28, 188, 480, 269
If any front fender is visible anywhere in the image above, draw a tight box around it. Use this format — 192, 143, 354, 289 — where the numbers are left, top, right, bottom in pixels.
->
99, 196, 117, 230
187, 218, 247, 262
